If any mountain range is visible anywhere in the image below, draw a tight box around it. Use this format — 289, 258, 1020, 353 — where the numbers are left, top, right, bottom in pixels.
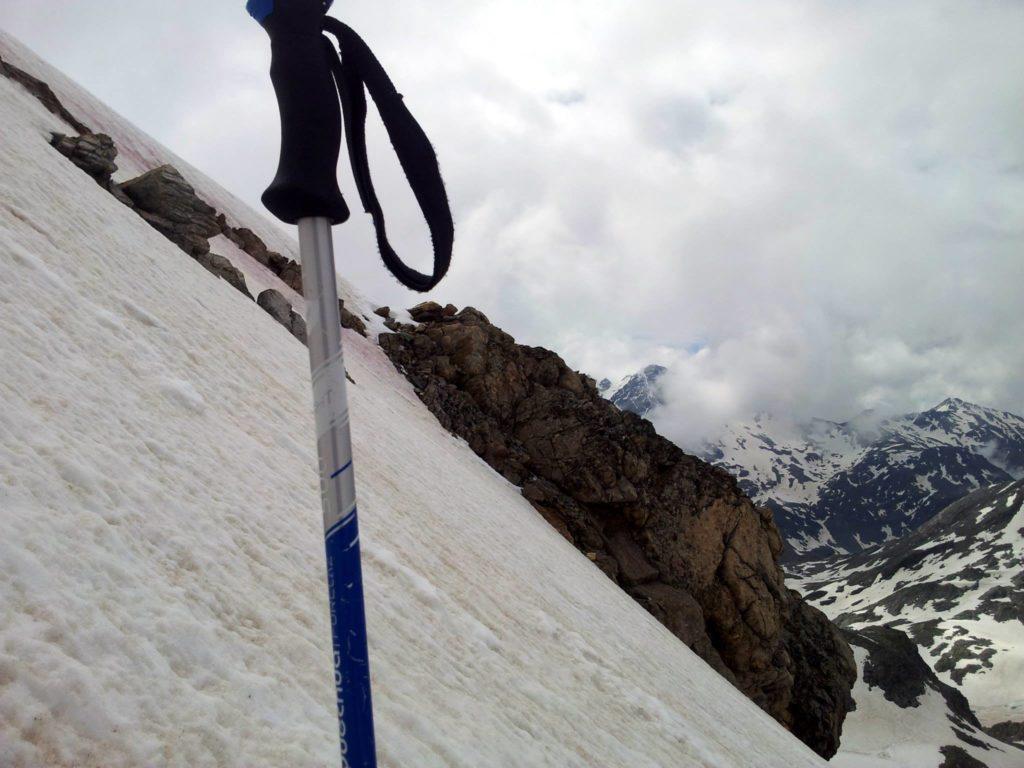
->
599, 364, 1024, 559
703, 399, 1024, 559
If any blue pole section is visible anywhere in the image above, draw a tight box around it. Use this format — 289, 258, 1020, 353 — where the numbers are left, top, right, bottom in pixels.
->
298, 216, 377, 767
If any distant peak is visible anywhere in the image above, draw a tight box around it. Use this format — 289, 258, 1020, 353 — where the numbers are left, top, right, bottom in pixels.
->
934, 396, 970, 411
642, 364, 667, 377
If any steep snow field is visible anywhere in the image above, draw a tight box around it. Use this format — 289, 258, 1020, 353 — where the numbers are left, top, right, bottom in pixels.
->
832, 646, 1021, 768
0, 33, 827, 768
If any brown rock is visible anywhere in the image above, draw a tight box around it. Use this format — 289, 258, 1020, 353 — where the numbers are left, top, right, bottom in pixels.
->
379, 305, 856, 758
340, 301, 367, 337
257, 289, 306, 344
220, 220, 270, 264
606, 530, 659, 586
374, 306, 392, 319
278, 261, 303, 294
632, 582, 734, 679
195, 253, 252, 299
409, 301, 446, 323
216, 220, 293, 279
119, 165, 220, 256
51, 133, 118, 184
1, 55, 90, 134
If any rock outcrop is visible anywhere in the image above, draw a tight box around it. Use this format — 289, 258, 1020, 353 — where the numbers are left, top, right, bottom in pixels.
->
214, 214, 307, 294
940, 745, 989, 768
50, 132, 117, 184
843, 626, 978, 723
49, 132, 135, 207
340, 301, 367, 337
196, 252, 252, 299
257, 289, 307, 345
380, 303, 856, 757
987, 721, 1024, 748
1, 54, 90, 134
120, 165, 221, 257
218, 219, 286, 272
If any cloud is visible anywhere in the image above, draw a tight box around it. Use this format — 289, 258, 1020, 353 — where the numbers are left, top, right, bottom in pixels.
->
4, 0, 1023, 440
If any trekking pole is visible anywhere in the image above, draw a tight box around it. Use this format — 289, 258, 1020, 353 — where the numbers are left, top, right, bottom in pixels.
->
247, 1, 453, 765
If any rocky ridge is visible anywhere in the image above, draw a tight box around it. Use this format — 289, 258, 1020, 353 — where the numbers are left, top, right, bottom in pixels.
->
1, 53, 374, 346
379, 302, 855, 757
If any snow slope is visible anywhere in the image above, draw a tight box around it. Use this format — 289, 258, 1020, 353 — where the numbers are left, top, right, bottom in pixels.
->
0, 33, 827, 768
833, 643, 1021, 768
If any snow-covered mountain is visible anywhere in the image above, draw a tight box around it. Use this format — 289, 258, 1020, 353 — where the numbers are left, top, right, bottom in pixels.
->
0, 31, 832, 767
598, 363, 666, 418
701, 399, 1024, 558
602, 361, 1024, 559
792, 480, 1024, 733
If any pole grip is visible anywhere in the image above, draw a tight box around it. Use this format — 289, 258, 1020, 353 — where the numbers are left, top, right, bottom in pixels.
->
254, 0, 349, 224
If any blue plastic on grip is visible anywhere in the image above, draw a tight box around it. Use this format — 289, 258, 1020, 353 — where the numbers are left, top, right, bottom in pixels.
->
246, 0, 335, 21
246, 0, 275, 22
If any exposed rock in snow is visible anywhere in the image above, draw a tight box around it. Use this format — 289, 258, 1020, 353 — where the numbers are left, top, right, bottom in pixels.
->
339, 300, 368, 337
379, 307, 855, 756
0, 51, 89, 133
50, 132, 117, 184
49, 131, 257, 301
1, 29, 837, 768
49, 130, 135, 208
988, 721, 1024, 749
119, 164, 222, 257
217, 218, 285, 272
257, 289, 307, 344
196, 252, 253, 299
279, 259, 304, 294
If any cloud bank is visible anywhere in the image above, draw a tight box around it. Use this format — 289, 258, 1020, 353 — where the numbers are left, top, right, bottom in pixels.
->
4, 0, 1022, 444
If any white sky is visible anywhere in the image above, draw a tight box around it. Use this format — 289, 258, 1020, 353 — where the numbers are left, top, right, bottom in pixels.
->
3, 0, 1023, 439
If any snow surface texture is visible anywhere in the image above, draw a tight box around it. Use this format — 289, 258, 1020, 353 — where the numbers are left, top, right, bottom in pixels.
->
794, 480, 1024, 730
0, 33, 828, 767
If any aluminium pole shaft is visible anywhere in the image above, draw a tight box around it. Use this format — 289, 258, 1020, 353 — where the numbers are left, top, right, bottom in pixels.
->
250, 0, 450, 758
298, 216, 376, 768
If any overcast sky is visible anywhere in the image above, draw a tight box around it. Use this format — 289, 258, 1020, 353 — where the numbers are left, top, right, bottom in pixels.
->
4, 1, 1023, 443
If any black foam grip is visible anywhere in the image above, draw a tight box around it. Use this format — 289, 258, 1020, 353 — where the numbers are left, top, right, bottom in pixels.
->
258, 1, 349, 224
